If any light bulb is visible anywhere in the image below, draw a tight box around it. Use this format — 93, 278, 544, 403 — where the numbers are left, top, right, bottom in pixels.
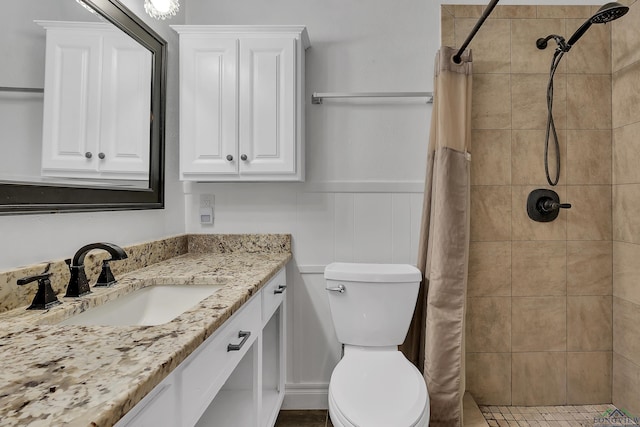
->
144, 0, 179, 20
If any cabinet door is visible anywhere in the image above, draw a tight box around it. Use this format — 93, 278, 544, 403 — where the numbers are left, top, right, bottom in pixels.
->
41, 32, 101, 174
180, 37, 238, 177
238, 38, 296, 176
98, 32, 152, 178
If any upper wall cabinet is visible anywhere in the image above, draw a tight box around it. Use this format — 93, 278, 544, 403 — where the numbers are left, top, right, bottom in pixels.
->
37, 21, 152, 181
172, 26, 310, 182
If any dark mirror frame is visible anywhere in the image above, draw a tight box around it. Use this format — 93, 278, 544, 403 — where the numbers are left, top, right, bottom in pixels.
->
0, 0, 166, 214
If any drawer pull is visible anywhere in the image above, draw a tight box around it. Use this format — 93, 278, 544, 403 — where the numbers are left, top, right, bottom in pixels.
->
273, 284, 287, 294
227, 331, 251, 352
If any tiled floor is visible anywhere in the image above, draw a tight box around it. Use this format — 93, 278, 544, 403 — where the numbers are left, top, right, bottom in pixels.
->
274, 410, 334, 427
275, 404, 619, 427
479, 404, 618, 427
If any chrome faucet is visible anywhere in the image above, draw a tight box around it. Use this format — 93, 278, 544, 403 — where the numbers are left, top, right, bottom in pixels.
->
65, 242, 128, 297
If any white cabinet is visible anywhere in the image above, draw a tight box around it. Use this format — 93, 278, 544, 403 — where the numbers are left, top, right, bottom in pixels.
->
172, 26, 310, 182
115, 267, 287, 427
36, 21, 151, 181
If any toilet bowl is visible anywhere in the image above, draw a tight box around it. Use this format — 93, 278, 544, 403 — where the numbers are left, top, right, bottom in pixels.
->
328, 346, 429, 427
324, 263, 429, 427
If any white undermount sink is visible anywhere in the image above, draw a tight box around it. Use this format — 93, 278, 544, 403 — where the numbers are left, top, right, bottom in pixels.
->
59, 284, 224, 326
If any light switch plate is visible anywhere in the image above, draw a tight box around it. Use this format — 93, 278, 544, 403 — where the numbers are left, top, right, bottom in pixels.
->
199, 194, 214, 225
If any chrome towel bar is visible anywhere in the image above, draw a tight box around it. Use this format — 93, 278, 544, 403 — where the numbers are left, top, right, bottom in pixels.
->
312, 91, 433, 104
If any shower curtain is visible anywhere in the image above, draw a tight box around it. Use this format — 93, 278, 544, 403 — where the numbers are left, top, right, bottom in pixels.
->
400, 46, 472, 427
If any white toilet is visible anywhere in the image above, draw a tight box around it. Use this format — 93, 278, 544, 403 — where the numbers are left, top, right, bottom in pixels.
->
324, 262, 429, 427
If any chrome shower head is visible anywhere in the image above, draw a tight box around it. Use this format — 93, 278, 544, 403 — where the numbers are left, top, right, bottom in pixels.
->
590, 2, 629, 24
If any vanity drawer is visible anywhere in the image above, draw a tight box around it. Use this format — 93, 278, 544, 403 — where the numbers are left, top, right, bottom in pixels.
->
178, 294, 261, 425
262, 268, 286, 324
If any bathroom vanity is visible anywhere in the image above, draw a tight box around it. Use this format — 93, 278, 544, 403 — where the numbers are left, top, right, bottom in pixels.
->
116, 268, 287, 427
0, 235, 290, 426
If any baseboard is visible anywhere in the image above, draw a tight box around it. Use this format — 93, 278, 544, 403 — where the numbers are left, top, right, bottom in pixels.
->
282, 383, 329, 410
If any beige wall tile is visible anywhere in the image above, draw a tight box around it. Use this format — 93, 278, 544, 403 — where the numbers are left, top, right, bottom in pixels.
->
455, 19, 510, 74
613, 353, 640, 416
613, 242, 640, 305
466, 297, 512, 353
567, 75, 612, 130
469, 242, 511, 297
511, 19, 565, 74
512, 241, 566, 296
512, 129, 566, 186
567, 296, 613, 351
612, 0, 640, 73
613, 184, 640, 244
566, 19, 611, 75
613, 122, 640, 184
441, 4, 454, 16
472, 130, 511, 186
512, 352, 566, 405
441, 8, 455, 47
566, 130, 611, 185
567, 241, 612, 296
612, 62, 640, 129
512, 74, 566, 131
453, 5, 484, 18
537, 6, 592, 19
566, 185, 612, 241
466, 352, 512, 405
512, 297, 566, 352
512, 185, 567, 241
567, 352, 612, 404
471, 186, 512, 242
473, 74, 512, 130
613, 297, 640, 366
495, 6, 536, 19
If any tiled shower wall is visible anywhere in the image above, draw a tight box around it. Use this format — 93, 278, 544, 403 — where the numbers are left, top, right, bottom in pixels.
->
611, 0, 640, 416
442, 5, 614, 405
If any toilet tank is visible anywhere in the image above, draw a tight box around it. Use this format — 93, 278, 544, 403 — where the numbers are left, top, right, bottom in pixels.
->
324, 262, 422, 347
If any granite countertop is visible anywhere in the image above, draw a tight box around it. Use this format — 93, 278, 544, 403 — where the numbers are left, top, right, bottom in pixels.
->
0, 247, 291, 426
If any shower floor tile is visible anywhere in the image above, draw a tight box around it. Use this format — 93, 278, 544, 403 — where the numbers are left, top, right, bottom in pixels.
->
480, 405, 618, 427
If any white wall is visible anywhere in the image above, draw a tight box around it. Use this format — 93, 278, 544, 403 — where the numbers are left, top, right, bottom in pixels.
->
183, 0, 611, 409
0, 1, 186, 271
183, 0, 434, 408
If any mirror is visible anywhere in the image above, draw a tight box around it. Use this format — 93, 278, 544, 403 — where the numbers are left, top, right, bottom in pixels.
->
0, 0, 166, 214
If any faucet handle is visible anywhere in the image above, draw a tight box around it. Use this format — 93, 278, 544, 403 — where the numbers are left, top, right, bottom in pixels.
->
17, 265, 62, 310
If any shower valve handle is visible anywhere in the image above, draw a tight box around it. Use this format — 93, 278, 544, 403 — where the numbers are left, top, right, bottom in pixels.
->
541, 200, 571, 212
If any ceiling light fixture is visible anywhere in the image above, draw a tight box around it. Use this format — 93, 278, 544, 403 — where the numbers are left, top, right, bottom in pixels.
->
144, 0, 179, 20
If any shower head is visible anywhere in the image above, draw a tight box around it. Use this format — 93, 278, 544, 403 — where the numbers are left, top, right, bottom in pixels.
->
566, 2, 629, 46
590, 2, 630, 23
537, 1, 629, 51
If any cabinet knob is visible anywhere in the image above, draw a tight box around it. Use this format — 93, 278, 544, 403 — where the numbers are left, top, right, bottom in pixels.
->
240, 154, 248, 161
226, 155, 233, 161
85, 152, 92, 159
98, 152, 105, 160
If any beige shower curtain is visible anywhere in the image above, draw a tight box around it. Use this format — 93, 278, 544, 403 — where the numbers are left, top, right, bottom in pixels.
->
400, 46, 472, 427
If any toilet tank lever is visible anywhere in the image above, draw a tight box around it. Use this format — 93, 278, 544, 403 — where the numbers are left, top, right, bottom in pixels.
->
327, 284, 346, 293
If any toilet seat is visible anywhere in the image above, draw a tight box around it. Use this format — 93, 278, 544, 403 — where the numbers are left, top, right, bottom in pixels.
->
328, 347, 429, 427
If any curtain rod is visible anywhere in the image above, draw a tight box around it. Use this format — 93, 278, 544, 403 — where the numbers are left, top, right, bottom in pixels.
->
0, 86, 44, 93
453, 0, 500, 64
312, 92, 433, 104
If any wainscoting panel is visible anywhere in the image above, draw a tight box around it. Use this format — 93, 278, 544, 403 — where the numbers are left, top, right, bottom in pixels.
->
186, 184, 424, 408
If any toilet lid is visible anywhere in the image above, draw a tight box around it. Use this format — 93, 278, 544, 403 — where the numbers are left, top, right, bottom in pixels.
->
330, 350, 428, 427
